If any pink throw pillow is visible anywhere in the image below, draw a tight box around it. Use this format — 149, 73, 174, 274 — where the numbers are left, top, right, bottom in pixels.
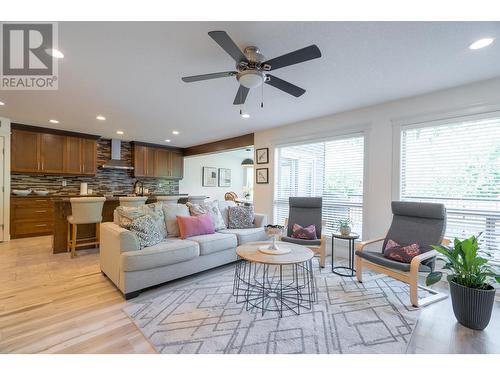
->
177, 213, 215, 239
291, 224, 317, 240
383, 239, 421, 263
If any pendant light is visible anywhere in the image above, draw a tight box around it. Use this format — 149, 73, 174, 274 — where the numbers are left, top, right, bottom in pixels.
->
241, 148, 254, 167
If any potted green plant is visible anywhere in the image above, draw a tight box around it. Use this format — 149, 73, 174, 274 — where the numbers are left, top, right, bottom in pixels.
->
426, 235, 500, 330
337, 218, 352, 236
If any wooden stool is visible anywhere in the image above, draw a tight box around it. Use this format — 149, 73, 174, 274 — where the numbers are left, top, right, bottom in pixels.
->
67, 197, 105, 258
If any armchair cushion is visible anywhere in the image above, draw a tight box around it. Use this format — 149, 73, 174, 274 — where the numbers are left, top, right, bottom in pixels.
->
356, 249, 431, 272
281, 235, 321, 247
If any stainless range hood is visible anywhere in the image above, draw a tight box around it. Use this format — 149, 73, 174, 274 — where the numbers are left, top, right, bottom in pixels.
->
100, 139, 134, 170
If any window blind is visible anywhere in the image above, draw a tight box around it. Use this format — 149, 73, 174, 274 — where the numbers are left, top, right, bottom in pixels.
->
274, 135, 364, 237
400, 114, 500, 261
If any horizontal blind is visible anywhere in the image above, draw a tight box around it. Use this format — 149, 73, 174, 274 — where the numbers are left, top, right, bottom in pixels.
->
274, 135, 364, 237
400, 115, 500, 261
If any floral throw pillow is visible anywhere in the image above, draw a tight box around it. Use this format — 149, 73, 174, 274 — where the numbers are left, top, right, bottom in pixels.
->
115, 206, 146, 229
129, 214, 164, 249
187, 201, 226, 231
144, 202, 167, 239
383, 239, 421, 263
291, 224, 317, 240
228, 205, 254, 229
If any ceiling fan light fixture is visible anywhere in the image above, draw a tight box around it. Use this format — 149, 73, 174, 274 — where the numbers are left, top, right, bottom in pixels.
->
238, 70, 265, 89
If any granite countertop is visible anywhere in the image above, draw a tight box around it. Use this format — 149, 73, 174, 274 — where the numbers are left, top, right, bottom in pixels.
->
12, 193, 188, 202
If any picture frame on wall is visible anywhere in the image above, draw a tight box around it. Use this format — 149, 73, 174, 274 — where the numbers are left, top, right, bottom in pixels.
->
218, 168, 231, 187
202, 167, 218, 187
256, 147, 269, 164
256, 168, 269, 184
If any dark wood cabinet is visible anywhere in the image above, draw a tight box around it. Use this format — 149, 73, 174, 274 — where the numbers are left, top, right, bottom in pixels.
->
133, 143, 183, 179
11, 127, 97, 176
10, 197, 54, 239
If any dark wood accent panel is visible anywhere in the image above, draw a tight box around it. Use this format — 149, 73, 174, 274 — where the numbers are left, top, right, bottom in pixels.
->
10, 197, 54, 239
131, 141, 183, 152
155, 149, 171, 178
170, 151, 184, 179
65, 137, 82, 174
81, 139, 97, 175
40, 133, 65, 173
183, 133, 254, 156
11, 123, 100, 140
11, 129, 40, 173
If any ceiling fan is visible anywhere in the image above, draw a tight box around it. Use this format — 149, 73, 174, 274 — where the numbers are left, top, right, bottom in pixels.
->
181, 31, 322, 105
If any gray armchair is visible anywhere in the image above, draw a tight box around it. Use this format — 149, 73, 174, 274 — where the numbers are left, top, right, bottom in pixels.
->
281, 197, 326, 267
355, 201, 448, 307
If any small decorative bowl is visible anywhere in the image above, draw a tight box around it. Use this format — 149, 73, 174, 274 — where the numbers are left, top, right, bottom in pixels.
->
12, 189, 31, 196
34, 190, 49, 196
265, 224, 284, 238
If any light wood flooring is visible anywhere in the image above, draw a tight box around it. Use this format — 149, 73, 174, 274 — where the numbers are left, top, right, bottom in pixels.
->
0, 236, 155, 353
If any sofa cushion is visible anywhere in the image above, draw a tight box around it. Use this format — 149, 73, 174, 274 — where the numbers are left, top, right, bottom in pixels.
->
162, 204, 190, 237
188, 232, 237, 256
218, 228, 269, 245
121, 238, 199, 272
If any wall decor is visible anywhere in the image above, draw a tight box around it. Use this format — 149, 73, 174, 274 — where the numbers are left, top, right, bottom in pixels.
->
202, 167, 218, 187
256, 168, 269, 184
218, 168, 231, 187
256, 147, 269, 164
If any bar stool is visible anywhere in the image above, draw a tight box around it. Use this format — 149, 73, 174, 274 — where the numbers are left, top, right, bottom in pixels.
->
118, 196, 148, 207
67, 197, 106, 258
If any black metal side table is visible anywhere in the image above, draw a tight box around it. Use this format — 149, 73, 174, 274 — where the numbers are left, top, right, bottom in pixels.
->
331, 232, 360, 277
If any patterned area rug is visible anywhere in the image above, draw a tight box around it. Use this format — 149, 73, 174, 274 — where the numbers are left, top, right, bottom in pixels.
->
123, 261, 427, 354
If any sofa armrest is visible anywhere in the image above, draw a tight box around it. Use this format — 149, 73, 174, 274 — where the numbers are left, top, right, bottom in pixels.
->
253, 213, 268, 228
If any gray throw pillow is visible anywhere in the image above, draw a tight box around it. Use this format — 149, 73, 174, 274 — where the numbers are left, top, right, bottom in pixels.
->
129, 214, 164, 249
144, 202, 167, 239
228, 205, 254, 229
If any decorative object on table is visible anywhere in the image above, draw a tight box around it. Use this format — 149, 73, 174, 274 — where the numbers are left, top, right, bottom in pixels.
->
218, 168, 231, 187
235, 241, 316, 317
202, 167, 218, 187
256, 147, 269, 164
337, 218, 352, 236
255, 168, 268, 184
355, 201, 449, 308
281, 197, 326, 268
426, 234, 500, 330
12, 189, 31, 196
331, 232, 360, 277
33, 190, 49, 196
260, 224, 288, 253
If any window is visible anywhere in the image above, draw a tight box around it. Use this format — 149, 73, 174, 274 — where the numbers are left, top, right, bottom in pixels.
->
400, 114, 500, 261
274, 134, 365, 237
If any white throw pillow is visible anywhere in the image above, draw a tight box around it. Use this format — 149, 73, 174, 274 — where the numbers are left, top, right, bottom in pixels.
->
217, 200, 237, 228
162, 203, 190, 237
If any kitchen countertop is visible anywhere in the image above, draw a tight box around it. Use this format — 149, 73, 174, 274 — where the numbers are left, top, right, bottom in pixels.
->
11, 193, 188, 201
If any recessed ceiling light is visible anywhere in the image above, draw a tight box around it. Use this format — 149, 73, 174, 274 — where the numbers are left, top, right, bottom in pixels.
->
172, 130, 180, 135
45, 48, 64, 58
49, 119, 59, 124
241, 113, 250, 119
0, 101, 4, 106
469, 38, 495, 50
165, 139, 171, 143
96, 115, 106, 121
116, 130, 124, 135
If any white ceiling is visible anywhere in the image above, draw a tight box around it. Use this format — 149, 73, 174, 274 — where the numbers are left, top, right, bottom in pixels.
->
1, 21, 499, 147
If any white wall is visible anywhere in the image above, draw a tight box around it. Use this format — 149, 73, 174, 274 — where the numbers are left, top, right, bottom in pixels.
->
179, 151, 247, 202
0, 117, 11, 242
254, 77, 500, 241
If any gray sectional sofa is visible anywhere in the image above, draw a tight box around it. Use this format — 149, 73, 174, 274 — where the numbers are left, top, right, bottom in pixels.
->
100, 200, 268, 299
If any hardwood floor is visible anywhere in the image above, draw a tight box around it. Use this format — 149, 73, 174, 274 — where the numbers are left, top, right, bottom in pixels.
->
0, 236, 155, 354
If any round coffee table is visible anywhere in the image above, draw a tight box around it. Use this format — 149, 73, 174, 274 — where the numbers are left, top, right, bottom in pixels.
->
233, 241, 317, 317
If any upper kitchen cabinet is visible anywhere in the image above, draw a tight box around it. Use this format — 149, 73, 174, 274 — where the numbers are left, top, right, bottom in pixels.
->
11, 125, 98, 176
132, 143, 184, 179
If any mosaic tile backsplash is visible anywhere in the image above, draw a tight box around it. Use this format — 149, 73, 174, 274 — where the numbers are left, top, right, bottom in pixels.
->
11, 139, 180, 196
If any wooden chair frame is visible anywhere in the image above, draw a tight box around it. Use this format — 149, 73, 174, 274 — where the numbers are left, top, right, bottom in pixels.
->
67, 222, 101, 258
355, 237, 449, 307
284, 218, 327, 268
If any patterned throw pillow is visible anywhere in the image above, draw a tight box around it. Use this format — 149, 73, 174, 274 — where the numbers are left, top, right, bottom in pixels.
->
291, 224, 317, 240
129, 214, 164, 249
383, 239, 421, 263
115, 206, 146, 229
228, 205, 254, 229
187, 201, 226, 231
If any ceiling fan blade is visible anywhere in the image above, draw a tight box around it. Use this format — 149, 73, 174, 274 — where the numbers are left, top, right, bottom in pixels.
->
208, 31, 247, 63
182, 71, 237, 83
265, 75, 305, 97
233, 85, 250, 105
262, 45, 321, 71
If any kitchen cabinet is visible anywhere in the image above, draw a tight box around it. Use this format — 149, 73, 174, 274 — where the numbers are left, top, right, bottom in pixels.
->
10, 197, 54, 238
11, 127, 97, 175
133, 143, 183, 179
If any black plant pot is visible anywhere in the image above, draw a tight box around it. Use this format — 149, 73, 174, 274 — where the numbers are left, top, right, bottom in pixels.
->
449, 278, 496, 330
